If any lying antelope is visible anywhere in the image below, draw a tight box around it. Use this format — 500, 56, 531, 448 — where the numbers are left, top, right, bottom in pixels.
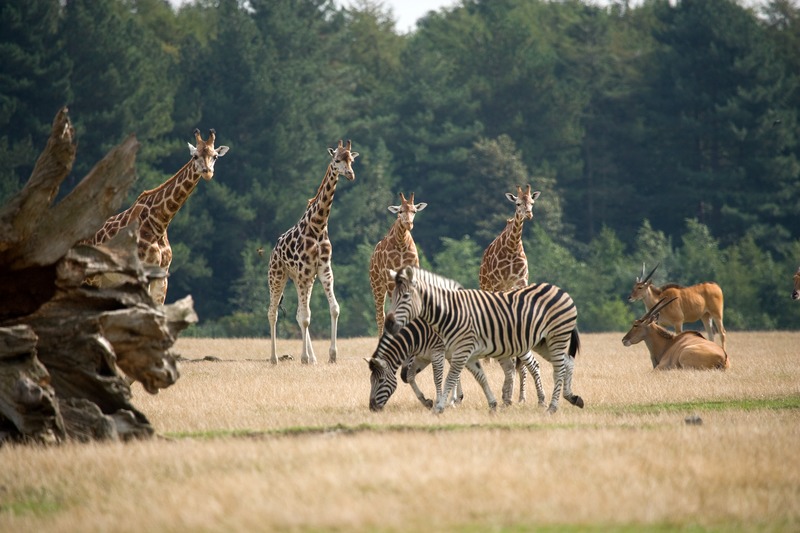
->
622, 297, 730, 370
793, 267, 800, 300
629, 263, 726, 349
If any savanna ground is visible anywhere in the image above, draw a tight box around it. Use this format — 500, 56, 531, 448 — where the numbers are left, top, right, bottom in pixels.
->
1, 331, 799, 532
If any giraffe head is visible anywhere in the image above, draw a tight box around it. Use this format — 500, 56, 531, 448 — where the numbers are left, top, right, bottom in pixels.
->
327, 139, 359, 181
504, 184, 540, 221
387, 192, 427, 231
187, 128, 229, 181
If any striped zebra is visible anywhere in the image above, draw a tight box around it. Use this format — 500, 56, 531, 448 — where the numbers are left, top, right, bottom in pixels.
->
384, 265, 583, 414
367, 319, 459, 411
367, 317, 545, 411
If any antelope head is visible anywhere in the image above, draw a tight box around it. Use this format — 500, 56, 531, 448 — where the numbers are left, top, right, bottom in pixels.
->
628, 262, 659, 302
327, 139, 359, 181
622, 296, 677, 346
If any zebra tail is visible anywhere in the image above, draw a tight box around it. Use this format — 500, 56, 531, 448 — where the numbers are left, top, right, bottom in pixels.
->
569, 327, 580, 358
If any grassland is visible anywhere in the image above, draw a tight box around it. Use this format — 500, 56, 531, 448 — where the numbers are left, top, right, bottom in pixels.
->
1, 331, 799, 532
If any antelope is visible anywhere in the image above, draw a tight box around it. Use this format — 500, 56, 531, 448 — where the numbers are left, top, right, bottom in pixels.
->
622, 297, 730, 370
793, 267, 800, 300
628, 263, 726, 349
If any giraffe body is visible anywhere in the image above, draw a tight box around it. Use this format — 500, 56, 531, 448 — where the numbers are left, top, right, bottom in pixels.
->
369, 192, 427, 336
267, 140, 358, 364
88, 129, 228, 304
478, 185, 542, 404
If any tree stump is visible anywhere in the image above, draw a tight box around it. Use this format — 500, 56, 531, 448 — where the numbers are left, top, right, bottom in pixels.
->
0, 107, 196, 444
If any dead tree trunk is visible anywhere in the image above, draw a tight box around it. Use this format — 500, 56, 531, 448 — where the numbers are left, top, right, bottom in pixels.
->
0, 107, 196, 444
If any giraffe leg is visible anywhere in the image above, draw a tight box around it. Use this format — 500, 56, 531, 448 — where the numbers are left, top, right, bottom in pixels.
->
148, 276, 168, 306
295, 283, 317, 365
318, 263, 339, 364
268, 264, 288, 365
371, 280, 386, 337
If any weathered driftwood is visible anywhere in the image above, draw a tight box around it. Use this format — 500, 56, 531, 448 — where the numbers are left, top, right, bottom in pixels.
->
0, 107, 196, 444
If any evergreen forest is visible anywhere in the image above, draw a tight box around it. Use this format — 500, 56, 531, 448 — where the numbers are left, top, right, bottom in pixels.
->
3, 0, 800, 337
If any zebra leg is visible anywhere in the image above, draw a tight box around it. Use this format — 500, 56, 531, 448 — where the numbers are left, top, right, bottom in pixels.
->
518, 351, 547, 410
498, 357, 516, 406
435, 354, 470, 413
407, 357, 434, 409
525, 352, 546, 407
463, 358, 498, 411
515, 357, 527, 404
561, 352, 584, 409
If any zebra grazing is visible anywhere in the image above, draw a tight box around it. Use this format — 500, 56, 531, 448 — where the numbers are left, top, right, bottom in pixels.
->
367, 318, 547, 411
384, 265, 583, 414
367, 319, 460, 411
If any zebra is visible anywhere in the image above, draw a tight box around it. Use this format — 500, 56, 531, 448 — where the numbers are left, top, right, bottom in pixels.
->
384, 265, 583, 414
367, 319, 461, 411
367, 269, 545, 411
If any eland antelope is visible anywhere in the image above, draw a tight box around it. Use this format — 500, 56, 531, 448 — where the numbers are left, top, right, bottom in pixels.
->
622, 297, 730, 370
629, 263, 726, 349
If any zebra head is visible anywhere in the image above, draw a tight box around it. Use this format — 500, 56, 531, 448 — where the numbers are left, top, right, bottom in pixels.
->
367, 356, 397, 411
384, 266, 422, 335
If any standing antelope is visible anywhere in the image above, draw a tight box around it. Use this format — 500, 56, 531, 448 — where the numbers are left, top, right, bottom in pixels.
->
622, 297, 730, 370
628, 263, 726, 350
793, 267, 800, 300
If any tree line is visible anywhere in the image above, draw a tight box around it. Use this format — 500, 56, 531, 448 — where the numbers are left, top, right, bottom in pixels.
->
2, 0, 799, 337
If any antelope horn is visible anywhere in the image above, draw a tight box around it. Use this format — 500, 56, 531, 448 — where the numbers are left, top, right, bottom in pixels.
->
642, 262, 660, 283
644, 296, 677, 320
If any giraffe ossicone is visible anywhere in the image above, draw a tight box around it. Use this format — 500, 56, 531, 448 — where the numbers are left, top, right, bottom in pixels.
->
267, 139, 359, 364
86, 129, 228, 305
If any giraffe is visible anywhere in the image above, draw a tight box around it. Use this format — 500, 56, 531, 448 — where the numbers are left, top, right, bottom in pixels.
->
267, 139, 359, 365
88, 129, 229, 304
478, 184, 542, 404
369, 192, 428, 336
479, 184, 540, 292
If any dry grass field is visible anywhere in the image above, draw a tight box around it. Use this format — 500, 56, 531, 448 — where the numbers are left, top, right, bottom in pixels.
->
1, 331, 799, 532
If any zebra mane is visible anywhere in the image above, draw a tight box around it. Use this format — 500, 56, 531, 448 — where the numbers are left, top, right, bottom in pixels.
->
402, 266, 463, 290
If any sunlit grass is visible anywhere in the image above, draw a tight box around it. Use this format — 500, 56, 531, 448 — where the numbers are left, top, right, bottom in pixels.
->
1, 331, 798, 532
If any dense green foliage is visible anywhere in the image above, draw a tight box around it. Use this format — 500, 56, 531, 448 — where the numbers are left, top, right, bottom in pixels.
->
3, 0, 800, 336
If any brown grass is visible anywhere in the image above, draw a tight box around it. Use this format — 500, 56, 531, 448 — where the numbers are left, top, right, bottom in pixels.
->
1, 332, 799, 532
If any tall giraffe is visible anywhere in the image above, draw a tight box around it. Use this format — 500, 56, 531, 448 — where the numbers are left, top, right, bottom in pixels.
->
88, 129, 229, 304
479, 184, 540, 292
268, 139, 359, 364
478, 184, 542, 405
369, 192, 427, 336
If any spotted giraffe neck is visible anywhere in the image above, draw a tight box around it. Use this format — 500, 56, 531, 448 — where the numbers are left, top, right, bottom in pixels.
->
500, 214, 525, 253
137, 160, 201, 233
387, 218, 414, 249
301, 163, 339, 234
